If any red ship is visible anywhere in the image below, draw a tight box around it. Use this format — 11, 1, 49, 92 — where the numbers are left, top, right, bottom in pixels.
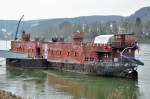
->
5, 16, 144, 79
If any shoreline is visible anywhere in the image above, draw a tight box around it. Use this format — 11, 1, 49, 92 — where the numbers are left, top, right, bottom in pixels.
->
0, 90, 22, 99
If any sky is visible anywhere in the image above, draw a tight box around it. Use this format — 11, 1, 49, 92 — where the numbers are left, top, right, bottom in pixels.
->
0, 0, 150, 20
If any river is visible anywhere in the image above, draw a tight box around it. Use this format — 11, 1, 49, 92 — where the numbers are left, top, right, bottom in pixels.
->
0, 41, 149, 99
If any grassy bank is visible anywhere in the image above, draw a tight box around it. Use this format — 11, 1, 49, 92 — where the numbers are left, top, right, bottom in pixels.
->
0, 90, 22, 99
107, 88, 135, 99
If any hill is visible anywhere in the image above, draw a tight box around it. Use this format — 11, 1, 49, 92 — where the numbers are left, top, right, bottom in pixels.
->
127, 7, 150, 22
0, 6, 150, 40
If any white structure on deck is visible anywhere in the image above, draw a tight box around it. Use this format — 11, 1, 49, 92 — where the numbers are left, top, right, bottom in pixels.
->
94, 35, 114, 44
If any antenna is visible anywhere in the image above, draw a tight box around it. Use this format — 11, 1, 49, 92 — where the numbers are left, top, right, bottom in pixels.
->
14, 15, 24, 40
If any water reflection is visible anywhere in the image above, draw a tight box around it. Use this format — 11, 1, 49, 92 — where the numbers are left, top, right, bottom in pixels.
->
47, 70, 138, 99
5, 67, 47, 98
1, 67, 138, 99
5, 67, 73, 99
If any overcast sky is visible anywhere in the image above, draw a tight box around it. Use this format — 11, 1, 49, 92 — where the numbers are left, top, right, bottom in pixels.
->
0, 0, 150, 20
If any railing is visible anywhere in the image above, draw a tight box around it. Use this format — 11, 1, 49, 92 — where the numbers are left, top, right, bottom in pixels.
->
96, 61, 138, 67
112, 41, 133, 48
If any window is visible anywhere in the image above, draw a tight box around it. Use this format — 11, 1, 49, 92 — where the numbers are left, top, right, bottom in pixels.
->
74, 52, 77, 57
90, 57, 94, 61
67, 52, 70, 56
85, 57, 89, 61
85, 58, 87, 61
48, 48, 50, 51
51, 50, 53, 55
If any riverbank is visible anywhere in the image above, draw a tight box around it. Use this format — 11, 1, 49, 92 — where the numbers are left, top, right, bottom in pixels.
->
0, 90, 22, 99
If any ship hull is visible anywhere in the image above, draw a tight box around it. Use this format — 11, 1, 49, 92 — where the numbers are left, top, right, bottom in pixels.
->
6, 58, 138, 79
6, 58, 48, 69
48, 61, 138, 79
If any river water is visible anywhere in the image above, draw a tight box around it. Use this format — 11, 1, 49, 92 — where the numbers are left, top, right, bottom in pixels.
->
0, 41, 149, 99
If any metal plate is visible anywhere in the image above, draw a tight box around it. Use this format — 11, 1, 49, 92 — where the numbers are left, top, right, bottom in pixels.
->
0, 50, 28, 58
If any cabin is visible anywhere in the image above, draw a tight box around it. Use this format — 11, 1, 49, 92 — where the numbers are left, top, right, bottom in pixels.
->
11, 31, 138, 64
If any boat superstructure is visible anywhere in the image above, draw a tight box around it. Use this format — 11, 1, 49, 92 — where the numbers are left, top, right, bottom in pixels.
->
5, 30, 144, 79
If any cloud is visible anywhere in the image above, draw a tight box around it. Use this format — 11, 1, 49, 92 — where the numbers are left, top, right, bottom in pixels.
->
0, 0, 150, 20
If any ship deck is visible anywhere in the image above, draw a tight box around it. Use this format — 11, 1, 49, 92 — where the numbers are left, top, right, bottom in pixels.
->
0, 50, 28, 58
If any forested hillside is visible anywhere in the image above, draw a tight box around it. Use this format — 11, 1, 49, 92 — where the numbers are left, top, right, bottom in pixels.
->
0, 7, 150, 42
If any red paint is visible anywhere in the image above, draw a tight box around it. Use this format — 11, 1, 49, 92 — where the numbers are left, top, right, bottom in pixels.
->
11, 31, 137, 64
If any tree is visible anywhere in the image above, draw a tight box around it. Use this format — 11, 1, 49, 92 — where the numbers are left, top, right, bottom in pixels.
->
134, 17, 143, 39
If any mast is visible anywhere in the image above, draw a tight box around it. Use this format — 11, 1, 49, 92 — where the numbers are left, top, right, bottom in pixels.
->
14, 15, 24, 40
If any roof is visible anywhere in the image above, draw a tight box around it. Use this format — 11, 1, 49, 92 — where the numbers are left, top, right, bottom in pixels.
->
94, 35, 114, 44
115, 33, 134, 36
